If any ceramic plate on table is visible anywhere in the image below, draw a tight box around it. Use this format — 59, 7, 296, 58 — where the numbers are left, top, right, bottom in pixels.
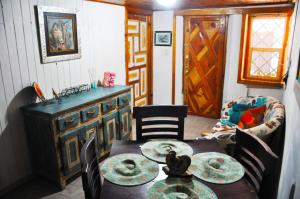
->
100, 153, 159, 186
147, 178, 218, 199
189, 152, 245, 184
140, 139, 193, 163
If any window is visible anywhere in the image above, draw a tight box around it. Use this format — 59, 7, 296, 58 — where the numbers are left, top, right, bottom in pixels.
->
238, 13, 290, 87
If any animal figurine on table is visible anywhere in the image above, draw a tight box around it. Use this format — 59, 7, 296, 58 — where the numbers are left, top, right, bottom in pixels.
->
163, 151, 192, 177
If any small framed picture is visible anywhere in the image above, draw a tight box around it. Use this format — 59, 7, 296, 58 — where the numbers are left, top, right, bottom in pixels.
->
37, 6, 81, 63
154, 31, 172, 46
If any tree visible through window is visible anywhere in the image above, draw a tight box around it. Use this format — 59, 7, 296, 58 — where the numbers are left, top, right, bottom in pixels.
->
238, 14, 290, 87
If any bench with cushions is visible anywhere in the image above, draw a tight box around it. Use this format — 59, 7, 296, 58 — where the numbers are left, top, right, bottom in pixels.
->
205, 96, 285, 148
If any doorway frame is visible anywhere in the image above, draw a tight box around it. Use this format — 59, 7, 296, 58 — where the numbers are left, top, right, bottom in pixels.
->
125, 7, 153, 105
172, 13, 228, 118
171, 5, 294, 105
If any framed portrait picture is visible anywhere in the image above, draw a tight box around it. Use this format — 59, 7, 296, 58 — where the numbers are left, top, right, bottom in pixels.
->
154, 31, 172, 46
37, 6, 81, 63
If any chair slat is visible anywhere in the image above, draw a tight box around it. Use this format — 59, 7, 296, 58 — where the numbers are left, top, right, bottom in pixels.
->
239, 155, 263, 182
240, 147, 265, 173
134, 105, 188, 118
234, 129, 279, 198
141, 127, 180, 133
134, 105, 188, 141
244, 167, 261, 192
141, 120, 179, 126
139, 134, 180, 140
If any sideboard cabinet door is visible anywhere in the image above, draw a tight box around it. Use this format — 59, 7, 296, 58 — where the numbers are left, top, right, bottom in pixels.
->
103, 111, 119, 150
82, 121, 101, 153
60, 128, 84, 175
118, 106, 132, 140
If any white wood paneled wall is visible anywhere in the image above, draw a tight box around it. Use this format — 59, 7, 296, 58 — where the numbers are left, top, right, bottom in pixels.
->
0, 0, 125, 191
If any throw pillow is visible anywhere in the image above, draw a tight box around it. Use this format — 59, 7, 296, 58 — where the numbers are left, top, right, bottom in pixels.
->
238, 105, 266, 129
230, 103, 254, 124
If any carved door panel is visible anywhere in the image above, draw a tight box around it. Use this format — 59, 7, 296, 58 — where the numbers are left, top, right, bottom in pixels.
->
82, 121, 101, 153
102, 111, 119, 151
184, 16, 227, 118
60, 128, 84, 175
126, 14, 152, 106
118, 106, 132, 140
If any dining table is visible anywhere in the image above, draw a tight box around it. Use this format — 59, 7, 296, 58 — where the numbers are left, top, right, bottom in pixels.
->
100, 139, 258, 199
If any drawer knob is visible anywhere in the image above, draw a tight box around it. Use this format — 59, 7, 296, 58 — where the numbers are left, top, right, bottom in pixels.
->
64, 118, 75, 126
87, 110, 96, 115
106, 103, 114, 109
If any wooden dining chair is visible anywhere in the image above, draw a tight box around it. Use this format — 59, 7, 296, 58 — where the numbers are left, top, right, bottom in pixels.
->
133, 105, 188, 141
235, 128, 279, 199
80, 135, 101, 199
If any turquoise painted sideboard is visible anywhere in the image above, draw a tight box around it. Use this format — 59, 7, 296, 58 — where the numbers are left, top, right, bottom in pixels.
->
21, 85, 132, 189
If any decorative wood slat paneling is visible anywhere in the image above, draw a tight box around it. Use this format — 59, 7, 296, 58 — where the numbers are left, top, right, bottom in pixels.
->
20, 0, 38, 84
2, 0, 22, 93
0, 1, 3, 24
11, 0, 30, 88
12, 0, 31, 88
0, 0, 126, 193
0, 25, 15, 105
29, 0, 47, 92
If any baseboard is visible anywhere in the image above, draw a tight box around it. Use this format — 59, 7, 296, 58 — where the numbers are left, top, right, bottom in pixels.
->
0, 174, 34, 197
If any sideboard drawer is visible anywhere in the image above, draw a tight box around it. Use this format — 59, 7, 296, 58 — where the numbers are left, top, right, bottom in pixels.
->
118, 93, 131, 107
58, 112, 80, 131
81, 105, 100, 122
102, 98, 117, 114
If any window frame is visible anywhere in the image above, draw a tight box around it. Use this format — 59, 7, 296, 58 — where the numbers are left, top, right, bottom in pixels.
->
238, 13, 291, 87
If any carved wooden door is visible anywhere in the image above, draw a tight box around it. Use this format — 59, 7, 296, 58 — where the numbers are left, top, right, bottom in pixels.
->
184, 16, 227, 118
126, 13, 152, 107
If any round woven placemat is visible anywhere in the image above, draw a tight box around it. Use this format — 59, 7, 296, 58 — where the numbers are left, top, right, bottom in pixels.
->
140, 139, 193, 163
147, 178, 218, 199
189, 152, 244, 184
100, 153, 159, 186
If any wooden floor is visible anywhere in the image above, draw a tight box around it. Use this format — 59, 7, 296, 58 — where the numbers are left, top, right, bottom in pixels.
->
2, 115, 217, 199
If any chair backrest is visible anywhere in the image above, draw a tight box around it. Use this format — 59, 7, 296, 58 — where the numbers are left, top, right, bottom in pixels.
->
235, 128, 279, 197
80, 135, 101, 199
133, 105, 188, 141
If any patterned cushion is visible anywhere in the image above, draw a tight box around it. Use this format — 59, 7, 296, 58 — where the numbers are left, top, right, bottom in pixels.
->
238, 105, 266, 129
207, 96, 285, 147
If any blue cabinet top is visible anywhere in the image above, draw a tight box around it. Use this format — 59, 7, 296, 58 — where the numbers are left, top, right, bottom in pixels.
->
21, 85, 131, 117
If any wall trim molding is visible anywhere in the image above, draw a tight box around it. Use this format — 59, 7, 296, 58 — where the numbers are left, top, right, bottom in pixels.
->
172, 15, 176, 104
175, 3, 294, 16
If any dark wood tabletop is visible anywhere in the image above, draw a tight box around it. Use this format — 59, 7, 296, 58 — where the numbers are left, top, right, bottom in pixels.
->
100, 139, 258, 199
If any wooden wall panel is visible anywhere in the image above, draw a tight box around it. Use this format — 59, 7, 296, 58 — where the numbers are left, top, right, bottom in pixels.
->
92, 0, 293, 10
20, 0, 38, 84
2, 0, 23, 93
0, 0, 126, 193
